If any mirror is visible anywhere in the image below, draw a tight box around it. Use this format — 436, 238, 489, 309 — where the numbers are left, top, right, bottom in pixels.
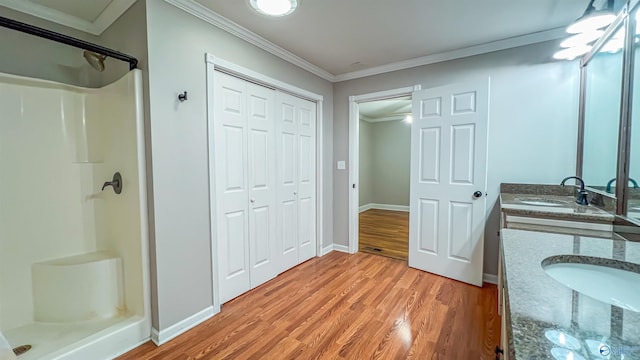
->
628, 8, 640, 220
581, 23, 625, 194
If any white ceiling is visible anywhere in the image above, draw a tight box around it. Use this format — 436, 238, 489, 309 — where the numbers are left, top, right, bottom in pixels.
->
1, 0, 595, 80
197, 0, 588, 78
0, 0, 137, 35
359, 97, 411, 122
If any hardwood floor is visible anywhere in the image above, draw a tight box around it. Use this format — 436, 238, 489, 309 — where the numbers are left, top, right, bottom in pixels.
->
118, 252, 500, 360
359, 209, 409, 261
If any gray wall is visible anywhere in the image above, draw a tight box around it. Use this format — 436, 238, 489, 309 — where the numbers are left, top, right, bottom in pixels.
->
359, 119, 411, 207
359, 120, 373, 206
0, 6, 102, 87
334, 41, 580, 276
370, 120, 410, 206
145, 0, 334, 331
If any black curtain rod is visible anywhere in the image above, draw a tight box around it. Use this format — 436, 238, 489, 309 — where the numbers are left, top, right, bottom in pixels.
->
0, 15, 138, 70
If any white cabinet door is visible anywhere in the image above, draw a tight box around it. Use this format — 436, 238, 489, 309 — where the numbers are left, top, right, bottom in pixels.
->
213, 72, 251, 303
408, 79, 489, 287
275, 91, 299, 273
247, 83, 278, 288
296, 97, 316, 263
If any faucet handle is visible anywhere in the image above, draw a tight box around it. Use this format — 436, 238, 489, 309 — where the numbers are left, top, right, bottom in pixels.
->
101, 172, 123, 194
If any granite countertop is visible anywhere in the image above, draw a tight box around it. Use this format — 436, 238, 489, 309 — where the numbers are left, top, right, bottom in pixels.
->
500, 193, 615, 224
501, 229, 640, 360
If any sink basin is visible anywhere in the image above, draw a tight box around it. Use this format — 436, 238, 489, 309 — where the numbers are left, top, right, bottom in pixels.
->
514, 197, 570, 207
542, 257, 640, 312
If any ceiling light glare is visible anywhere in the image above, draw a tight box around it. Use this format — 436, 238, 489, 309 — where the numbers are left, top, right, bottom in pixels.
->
553, 46, 593, 60
404, 115, 413, 124
250, 0, 298, 16
567, 13, 616, 34
560, 31, 604, 48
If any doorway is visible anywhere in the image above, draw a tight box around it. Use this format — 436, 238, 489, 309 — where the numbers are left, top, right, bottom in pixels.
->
348, 80, 489, 287
348, 86, 420, 259
357, 96, 412, 260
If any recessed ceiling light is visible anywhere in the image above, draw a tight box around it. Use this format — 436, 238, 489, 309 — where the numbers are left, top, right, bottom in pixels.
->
250, 0, 298, 17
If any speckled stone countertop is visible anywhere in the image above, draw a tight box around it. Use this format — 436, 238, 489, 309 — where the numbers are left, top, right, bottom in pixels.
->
501, 229, 640, 359
500, 193, 615, 224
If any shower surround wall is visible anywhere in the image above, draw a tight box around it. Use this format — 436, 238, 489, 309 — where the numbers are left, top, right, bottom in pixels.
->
0, 70, 149, 359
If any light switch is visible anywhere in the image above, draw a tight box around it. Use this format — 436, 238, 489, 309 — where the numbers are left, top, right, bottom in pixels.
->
337, 160, 346, 170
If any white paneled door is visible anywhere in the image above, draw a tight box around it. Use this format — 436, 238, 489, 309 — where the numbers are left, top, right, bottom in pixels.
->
275, 91, 317, 273
213, 71, 317, 303
214, 72, 278, 303
408, 79, 489, 287
296, 97, 317, 264
246, 83, 278, 289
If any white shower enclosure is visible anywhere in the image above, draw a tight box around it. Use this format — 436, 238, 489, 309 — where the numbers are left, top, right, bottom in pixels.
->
0, 70, 150, 359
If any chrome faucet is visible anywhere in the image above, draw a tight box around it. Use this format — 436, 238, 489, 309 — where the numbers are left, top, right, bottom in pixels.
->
561, 176, 588, 206
605, 177, 639, 193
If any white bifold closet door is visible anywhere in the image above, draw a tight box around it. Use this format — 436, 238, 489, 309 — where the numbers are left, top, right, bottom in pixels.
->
214, 72, 278, 303
275, 91, 317, 274
213, 72, 317, 304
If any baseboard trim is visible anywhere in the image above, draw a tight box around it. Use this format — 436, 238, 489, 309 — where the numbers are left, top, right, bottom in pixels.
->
483, 273, 498, 285
333, 244, 350, 253
359, 203, 409, 213
151, 306, 216, 345
320, 244, 334, 256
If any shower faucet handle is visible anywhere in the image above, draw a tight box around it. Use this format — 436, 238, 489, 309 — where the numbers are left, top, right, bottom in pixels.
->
101, 172, 123, 194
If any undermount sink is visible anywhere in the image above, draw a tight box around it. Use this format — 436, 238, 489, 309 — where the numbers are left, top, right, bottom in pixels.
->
514, 197, 570, 207
542, 256, 640, 312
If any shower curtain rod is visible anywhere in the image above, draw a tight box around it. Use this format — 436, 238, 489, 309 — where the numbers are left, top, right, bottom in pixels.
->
0, 15, 138, 70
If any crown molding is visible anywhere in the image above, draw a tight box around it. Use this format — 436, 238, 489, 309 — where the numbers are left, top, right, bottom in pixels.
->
164, 0, 335, 82
333, 27, 568, 82
0, 0, 136, 35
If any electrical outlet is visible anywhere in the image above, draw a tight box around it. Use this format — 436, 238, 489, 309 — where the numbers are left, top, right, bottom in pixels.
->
337, 161, 346, 170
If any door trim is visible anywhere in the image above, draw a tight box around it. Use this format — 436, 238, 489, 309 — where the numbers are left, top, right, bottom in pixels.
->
205, 54, 324, 311
348, 85, 421, 255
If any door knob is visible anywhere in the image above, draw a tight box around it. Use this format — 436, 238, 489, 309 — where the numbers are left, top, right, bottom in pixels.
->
250, 198, 256, 203
293, 191, 297, 195
473, 191, 483, 198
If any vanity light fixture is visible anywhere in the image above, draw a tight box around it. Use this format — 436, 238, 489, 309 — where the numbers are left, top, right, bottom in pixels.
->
250, 0, 298, 17
553, 45, 593, 61
554, 0, 615, 60
566, 0, 615, 34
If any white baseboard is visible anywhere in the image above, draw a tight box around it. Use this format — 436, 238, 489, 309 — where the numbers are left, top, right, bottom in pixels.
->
333, 244, 350, 253
483, 273, 498, 285
320, 244, 334, 256
359, 203, 409, 213
151, 306, 217, 345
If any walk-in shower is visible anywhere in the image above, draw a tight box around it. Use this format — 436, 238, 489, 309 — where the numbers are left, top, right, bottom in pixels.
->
0, 15, 150, 360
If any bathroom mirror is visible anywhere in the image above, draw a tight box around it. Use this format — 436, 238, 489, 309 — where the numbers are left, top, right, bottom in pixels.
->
628, 7, 640, 220
581, 22, 625, 194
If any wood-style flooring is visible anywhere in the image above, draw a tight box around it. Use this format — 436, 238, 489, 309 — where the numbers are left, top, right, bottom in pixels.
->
118, 252, 500, 360
359, 209, 409, 261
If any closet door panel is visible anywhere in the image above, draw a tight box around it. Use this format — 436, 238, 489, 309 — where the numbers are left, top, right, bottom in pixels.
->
276, 92, 299, 272
214, 72, 251, 303
297, 99, 317, 263
247, 83, 278, 288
